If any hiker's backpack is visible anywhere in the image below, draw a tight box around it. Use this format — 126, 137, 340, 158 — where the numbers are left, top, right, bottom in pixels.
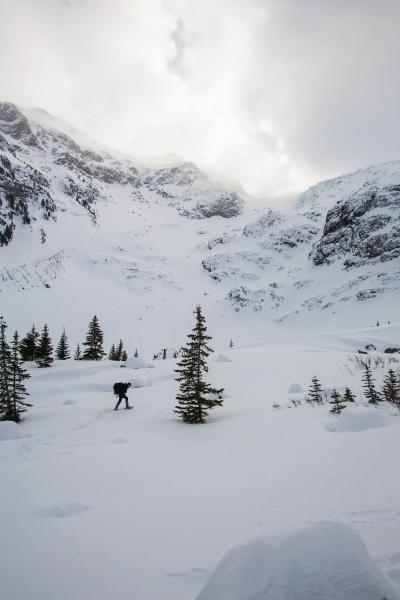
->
113, 382, 124, 396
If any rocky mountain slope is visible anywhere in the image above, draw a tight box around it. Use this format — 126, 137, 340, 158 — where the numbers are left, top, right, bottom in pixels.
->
0, 101, 399, 349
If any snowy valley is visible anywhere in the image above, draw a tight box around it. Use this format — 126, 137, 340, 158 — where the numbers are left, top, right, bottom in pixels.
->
1, 101, 400, 600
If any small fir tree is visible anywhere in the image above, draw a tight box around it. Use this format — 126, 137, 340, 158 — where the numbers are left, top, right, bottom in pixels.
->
82, 315, 105, 361
19, 324, 39, 361
342, 387, 356, 403
0, 317, 13, 421
134, 348, 138, 358
109, 344, 117, 360
115, 340, 124, 361
329, 388, 346, 415
362, 363, 381, 404
307, 375, 323, 405
36, 324, 54, 368
229, 339, 234, 348
174, 305, 224, 424
56, 328, 70, 360
121, 350, 128, 361
382, 369, 400, 407
9, 331, 31, 422
74, 343, 82, 360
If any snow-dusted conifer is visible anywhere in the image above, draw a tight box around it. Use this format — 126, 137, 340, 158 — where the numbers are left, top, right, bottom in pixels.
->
382, 369, 400, 407
115, 340, 124, 361
329, 389, 346, 415
174, 305, 223, 424
342, 387, 356, 403
0, 317, 13, 420
121, 350, 128, 361
307, 375, 323, 405
19, 324, 39, 361
9, 331, 31, 422
362, 363, 381, 404
74, 343, 82, 360
56, 328, 70, 360
229, 339, 234, 348
36, 324, 54, 368
82, 315, 105, 361
109, 344, 117, 360
134, 348, 138, 358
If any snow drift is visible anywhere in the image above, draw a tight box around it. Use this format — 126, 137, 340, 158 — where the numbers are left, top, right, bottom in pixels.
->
0, 421, 24, 441
197, 522, 400, 600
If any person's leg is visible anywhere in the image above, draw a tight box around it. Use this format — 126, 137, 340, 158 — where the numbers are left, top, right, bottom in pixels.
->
123, 394, 130, 408
115, 395, 123, 410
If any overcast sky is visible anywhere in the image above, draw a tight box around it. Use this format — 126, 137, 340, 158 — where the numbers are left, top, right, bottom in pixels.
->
1, 0, 400, 197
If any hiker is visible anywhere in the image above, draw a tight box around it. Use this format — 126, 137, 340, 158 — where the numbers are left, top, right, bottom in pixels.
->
114, 382, 132, 410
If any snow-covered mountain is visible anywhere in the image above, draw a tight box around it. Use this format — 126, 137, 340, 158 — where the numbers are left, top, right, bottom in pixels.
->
0, 100, 399, 350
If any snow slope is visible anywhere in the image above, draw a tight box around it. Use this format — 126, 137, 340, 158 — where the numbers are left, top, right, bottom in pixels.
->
1, 325, 400, 599
0, 101, 399, 353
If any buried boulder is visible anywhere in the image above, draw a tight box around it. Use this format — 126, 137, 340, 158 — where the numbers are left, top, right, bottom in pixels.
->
197, 522, 400, 600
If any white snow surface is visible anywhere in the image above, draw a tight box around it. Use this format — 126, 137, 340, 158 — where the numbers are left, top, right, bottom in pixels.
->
1, 326, 400, 599
0, 420, 24, 441
197, 522, 400, 600
324, 406, 390, 433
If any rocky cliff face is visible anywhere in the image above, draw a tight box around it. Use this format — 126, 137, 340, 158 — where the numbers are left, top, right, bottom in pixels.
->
0, 101, 244, 247
311, 184, 400, 267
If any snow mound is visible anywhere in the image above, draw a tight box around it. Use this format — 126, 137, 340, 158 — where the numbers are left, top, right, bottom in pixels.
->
36, 502, 90, 518
288, 382, 304, 393
0, 421, 24, 441
215, 353, 232, 363
63, 398, 77, 406
131, 378, 150, 388
324, 407, 389, 433
125, 356, 152, 369
197, 522, 400, 600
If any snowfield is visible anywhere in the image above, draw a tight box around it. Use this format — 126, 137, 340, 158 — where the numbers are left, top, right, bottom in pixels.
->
1, 324, 400, 599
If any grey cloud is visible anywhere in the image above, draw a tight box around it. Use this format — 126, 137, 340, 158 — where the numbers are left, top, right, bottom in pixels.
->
0, 0, 399, 197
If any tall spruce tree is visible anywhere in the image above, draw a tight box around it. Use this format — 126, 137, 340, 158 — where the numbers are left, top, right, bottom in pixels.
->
307, 375, 324, 405
329, 388, 346, 415
56, 328, 70, 360
74, 343, 82, 360
108, 344, 117, 360
174, 305, 224, 424
362, 363, 381, 404
82, 315, 105, 360
342, 387, 356, 403
19, 324, 39, 361
36, 324, 54, 368
382, 369, 400, 407
9, 331, 31, 422
0, 317, 13, 421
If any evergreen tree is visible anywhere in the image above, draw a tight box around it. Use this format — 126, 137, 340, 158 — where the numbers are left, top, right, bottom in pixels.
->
382, 369, 400, 407
108, 344, 117, 360
229, 339, 234, 348
307, 375, 323, 405
329, 388, 346, 415
362, 363, 381, 404
35, 324, 54, 368
19, 324, 39, 361
0, 317, 13, 421
121, 350, 128, 361
74, 343, 82, 360
134, 348, 138, 358
342, 387, 356, 403
174, 305, 224, 423
115, 340, 124, 361
82, 315, 105, 360
9, 331, 31, 422
56, 328, 70, 360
